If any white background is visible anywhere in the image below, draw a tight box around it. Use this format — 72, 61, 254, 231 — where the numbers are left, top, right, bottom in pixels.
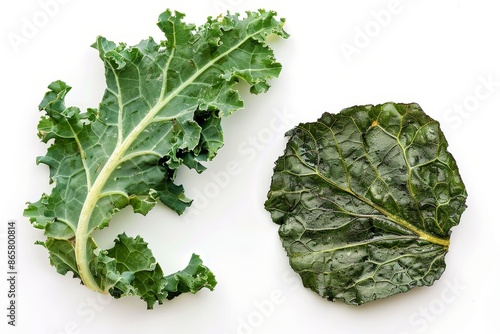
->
1, 0, 499, 333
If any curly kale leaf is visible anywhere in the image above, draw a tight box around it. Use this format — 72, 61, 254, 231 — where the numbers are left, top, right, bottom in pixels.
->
25, 9, 288, 308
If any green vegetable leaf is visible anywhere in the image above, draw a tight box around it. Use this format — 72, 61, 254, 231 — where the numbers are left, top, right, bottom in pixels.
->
265, 103, 467, 305
25, 9, 287, 308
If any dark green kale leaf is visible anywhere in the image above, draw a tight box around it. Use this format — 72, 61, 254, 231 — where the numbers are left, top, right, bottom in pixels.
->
265, 102, 467, 305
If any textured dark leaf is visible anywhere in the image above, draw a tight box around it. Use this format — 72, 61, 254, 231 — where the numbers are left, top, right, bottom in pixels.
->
25, 9, 287, 308
265, 103, 467, 305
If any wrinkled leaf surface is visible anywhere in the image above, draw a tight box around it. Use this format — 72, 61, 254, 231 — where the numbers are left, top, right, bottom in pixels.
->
265, 103, 467, 305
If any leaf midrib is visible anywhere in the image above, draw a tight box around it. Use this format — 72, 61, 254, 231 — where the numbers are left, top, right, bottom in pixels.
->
289, 145, 450, 249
